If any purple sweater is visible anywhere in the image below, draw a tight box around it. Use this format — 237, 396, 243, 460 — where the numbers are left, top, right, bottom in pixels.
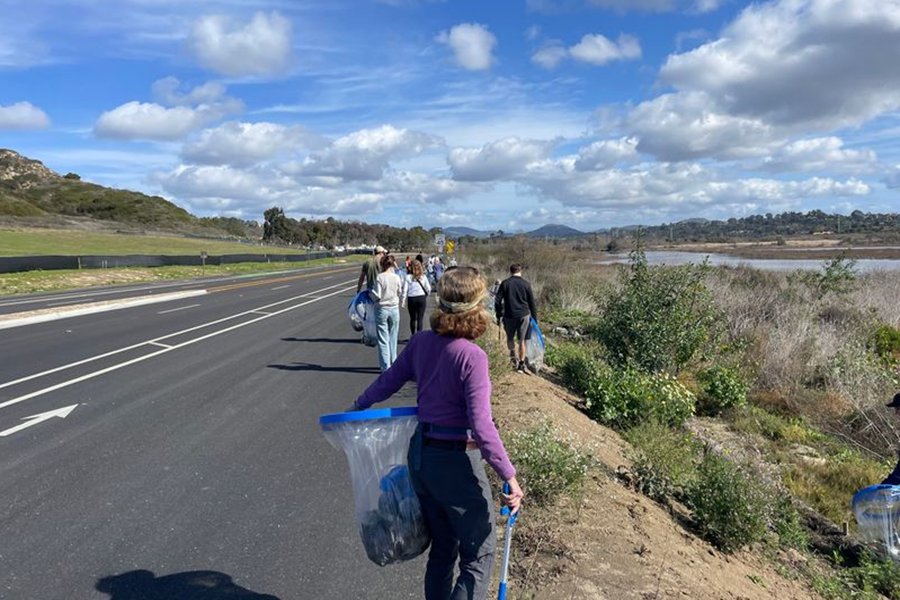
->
357, 331, 516, 481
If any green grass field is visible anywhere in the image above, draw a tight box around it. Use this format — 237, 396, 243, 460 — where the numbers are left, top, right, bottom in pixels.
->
0, 229, 307, 257
0, 254, 370, 296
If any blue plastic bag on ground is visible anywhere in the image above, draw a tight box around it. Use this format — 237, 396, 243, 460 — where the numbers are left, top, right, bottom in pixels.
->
348, 291, 377, 346
320, 407, 430, 566
525, 318, 545, 372
853, 484, 900, 559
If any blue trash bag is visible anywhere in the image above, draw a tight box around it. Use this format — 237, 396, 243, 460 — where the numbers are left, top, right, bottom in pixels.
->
852, 484, 900, 559
320, 407, 430, 566
348, 291, 377, 346
524, 318, 546, 372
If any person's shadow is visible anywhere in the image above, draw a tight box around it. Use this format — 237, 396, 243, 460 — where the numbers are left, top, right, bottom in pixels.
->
96, 570, 280, 600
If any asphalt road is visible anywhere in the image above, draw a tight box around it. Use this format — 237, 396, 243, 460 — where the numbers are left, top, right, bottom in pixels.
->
0, 266, 426, 599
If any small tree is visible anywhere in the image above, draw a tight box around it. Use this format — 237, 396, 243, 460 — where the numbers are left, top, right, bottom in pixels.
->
593, 248, 720, 373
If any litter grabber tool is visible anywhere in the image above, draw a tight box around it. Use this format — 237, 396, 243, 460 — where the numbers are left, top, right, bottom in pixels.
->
498, 481, 519, 600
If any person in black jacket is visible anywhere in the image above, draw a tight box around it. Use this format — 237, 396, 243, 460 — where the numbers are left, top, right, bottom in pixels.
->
494, 263, 538, 373
882, 393, 900, 485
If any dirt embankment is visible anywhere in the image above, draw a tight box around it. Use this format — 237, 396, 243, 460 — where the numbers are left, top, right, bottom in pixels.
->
491, 372, 819, 600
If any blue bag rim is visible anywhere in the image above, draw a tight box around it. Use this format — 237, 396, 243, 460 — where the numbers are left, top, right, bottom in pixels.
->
853, 484, 900, 506
528, 317, 545, 349
319, 406, 417, 425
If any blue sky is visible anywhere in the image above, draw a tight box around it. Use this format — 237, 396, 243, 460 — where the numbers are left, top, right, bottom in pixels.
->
1, 0, 899, 232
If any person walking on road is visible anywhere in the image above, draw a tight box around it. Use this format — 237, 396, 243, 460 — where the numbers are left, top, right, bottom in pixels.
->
494, 263, 538, 373
357, 245, 387, 293
404, 259, 431, 336
371, 254, 403, 371
352, 267, 523, 600
433, 257, 445, 283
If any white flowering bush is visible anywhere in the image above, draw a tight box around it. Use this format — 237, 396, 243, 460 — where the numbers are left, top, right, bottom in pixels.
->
506, 421, 595, 506
584, 365, 696, 429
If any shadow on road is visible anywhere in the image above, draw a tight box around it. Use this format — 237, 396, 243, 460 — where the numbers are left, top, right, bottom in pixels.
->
281, 336, 362, 345
95, 570, 280, 599
268, 362, 381, 374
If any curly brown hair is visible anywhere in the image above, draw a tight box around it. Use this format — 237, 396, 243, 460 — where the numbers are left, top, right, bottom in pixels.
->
430, 266, 489, 340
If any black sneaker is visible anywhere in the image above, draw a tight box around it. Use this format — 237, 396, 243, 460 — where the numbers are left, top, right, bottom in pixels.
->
516, 361, 526, 373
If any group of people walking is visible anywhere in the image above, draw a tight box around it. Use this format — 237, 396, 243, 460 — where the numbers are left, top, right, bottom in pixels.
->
351, 245, 538, 600
357, 247, 451, 372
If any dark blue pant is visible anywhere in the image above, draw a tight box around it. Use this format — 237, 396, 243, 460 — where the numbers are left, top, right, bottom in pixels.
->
409, 441, 496, 600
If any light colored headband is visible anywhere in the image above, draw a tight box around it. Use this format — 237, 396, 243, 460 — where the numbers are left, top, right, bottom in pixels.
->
439, 294, 484, 314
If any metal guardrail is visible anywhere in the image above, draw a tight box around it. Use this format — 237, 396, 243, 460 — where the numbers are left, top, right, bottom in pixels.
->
0, 249, 366, 274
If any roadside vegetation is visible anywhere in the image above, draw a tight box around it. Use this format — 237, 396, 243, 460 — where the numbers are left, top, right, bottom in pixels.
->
0, 229, 311, 257
0, 255, 368, 296
464, 239, 900, 599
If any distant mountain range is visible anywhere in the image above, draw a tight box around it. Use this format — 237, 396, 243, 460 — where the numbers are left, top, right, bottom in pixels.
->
442, 223, 588, 239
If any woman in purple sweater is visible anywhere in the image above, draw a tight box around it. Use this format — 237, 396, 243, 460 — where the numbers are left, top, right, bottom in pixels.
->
353, 267, 523, 600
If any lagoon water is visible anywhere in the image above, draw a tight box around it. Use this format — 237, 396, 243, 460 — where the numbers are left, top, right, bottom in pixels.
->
600, 251, 900, 273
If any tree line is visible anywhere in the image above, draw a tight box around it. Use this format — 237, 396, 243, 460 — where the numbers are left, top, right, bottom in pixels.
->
262, 207, 436, 250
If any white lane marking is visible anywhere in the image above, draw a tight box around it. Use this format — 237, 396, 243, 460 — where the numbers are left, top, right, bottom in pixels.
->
250, 310, 272, 315
148, 341, 174, 349
0, 264, 353, 309
0, 290, 209, 331
157, 303, 201, 315
47, 299, 94, 307
322, 276, 334, 280
270, 285, 290, 291
0, 284, 356, 411
0, 278, 354, 393
0, 404, 78, 437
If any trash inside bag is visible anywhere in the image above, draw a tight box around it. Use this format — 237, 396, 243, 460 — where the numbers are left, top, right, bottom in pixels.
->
853, 484, 900, 559
348, 291, 377, 346
320, 407, 430, 566
524, 318, 546, 372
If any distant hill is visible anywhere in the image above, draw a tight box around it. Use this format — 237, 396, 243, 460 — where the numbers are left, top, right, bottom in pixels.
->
442, 226, 494, 238
526, 224, 585, 238
0, 149, 258, 237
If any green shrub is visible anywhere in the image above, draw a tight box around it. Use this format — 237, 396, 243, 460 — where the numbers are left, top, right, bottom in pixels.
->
838, 549, 900, 600
697, 365, 750, 415
506, 421, 594, 506
584, 364, 696, 429
685, 451, 768, 553
592, 248, 720, 373
771, 495, 808, 550
625, 421, 701, 502
546, 342, 603, 395
871, 323, 900, 367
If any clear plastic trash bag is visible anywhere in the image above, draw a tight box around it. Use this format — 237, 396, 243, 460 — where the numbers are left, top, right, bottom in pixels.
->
319, 407, 430, 566
525, 317, 546, 372
348, 291, 377, 346
852, 484, 900, 559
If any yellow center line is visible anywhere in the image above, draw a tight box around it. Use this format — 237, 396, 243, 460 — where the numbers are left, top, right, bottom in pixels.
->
208, 266, 358, 293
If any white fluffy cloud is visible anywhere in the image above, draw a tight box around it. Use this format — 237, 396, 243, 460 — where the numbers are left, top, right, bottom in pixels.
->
181, 121, 324, 167
531, 44, 567, 69
569, 33, 641, 65
0, 101, 50, 130
575, 137, 639, 170
527, 0, 723, 13
449, 137, 552, 181
629, 0, 900, 161
188, 11, 292, 77
759, 137, 878, 174
519, 156, 870, 215
298, 125, 443, 181
436, 23, 497, 71
626, 91, 777, 161
95, 79, 242, 141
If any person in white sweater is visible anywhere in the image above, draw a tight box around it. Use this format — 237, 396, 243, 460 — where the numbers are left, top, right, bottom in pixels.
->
403, 259, 431, 336
371, 254, 403, 371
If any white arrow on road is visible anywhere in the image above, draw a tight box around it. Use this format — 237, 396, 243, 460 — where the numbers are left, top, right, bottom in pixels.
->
0, 404, 78, 437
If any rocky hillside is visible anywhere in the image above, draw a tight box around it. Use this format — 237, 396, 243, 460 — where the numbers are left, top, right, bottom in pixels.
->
0, 149, 257, 237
